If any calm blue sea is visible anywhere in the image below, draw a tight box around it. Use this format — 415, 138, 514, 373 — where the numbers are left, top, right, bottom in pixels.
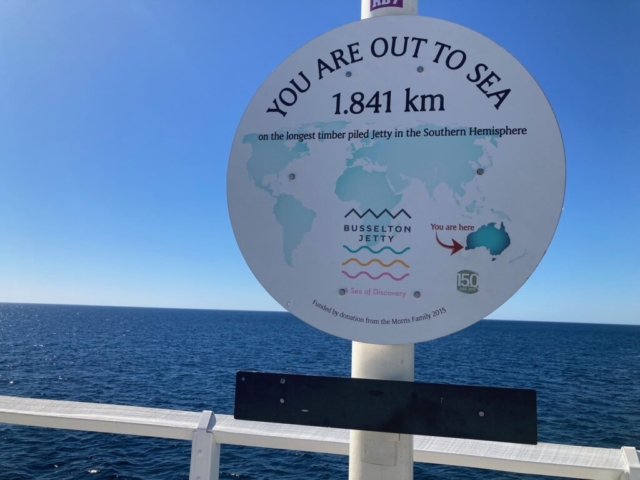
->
0, 303, 638, 479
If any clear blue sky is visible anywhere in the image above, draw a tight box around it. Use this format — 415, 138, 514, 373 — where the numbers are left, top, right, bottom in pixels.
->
0, 1, 638, 324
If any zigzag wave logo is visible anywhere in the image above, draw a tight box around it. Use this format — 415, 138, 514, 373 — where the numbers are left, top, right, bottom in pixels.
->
344, 208, 411, 219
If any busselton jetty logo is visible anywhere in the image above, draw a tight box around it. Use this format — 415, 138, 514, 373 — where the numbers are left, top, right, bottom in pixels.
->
342, 208, 412, 283
370, 0, 403, 11
343, 209, 412, 243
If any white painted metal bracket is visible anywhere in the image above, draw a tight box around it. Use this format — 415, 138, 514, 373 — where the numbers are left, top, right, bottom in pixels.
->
189, 410, 220, 480
621, 447, 640, 480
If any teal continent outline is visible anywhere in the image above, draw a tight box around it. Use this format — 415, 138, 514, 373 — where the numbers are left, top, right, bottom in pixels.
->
466, 222, 511, 256
243, 122, 348, 266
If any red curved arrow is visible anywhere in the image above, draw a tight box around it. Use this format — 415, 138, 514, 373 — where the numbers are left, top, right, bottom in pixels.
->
435, 232, 464, 255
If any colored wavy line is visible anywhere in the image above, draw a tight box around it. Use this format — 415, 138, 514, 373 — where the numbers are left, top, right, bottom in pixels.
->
344, 208, 412, 219
341, 271, 410, 281
342, 245, 410, 255
342, 258, 410, 268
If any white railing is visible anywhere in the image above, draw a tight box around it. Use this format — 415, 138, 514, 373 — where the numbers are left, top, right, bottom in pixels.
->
0, 395, 638, 480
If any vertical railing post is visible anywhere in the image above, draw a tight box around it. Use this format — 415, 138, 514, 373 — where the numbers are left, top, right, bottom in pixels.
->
189, 411, 220, 480
622, 447, 640, 480
349, 4, 419, 480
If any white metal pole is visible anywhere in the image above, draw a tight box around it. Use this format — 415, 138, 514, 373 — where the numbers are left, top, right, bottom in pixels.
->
349, 342, 415, 480
350, 3, 418, 478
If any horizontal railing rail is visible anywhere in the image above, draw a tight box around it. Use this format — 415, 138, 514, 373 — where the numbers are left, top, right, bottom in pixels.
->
0, 395, 637, 480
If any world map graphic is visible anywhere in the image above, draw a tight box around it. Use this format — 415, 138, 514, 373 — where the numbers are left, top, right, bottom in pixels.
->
243, 121, 511, 267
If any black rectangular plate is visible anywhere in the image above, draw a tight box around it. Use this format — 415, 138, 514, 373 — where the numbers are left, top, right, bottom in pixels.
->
235, 371, 537, 444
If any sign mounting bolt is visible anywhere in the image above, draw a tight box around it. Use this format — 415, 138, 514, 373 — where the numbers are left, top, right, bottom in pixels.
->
339, 288, 346, 296
345, 71, 352, 77
289, 173, 296, 181
413, 291, 421, 298
280, 378, 286, 384
280, 398, 285, 404
477, 168, 485, 175
417, 66, 424, 73
479, 411, 485, 417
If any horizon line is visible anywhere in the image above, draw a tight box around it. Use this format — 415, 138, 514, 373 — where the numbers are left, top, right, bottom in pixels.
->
0, 301, 638, 327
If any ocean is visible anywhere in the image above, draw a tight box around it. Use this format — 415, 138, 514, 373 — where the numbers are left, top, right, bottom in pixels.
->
0, 303, 638, 479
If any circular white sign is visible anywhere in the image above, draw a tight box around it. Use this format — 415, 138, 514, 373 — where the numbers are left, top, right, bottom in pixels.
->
228, 16, 565, 344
